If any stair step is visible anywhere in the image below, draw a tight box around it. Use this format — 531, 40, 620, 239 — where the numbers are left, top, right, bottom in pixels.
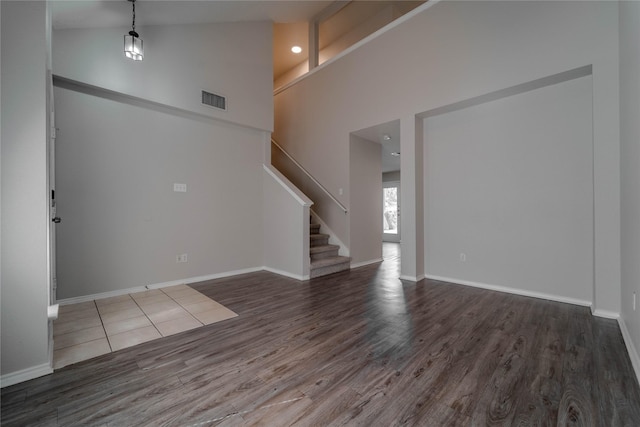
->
310, 223, 321, 233
310, 233, 329, 246
310, 244, 340, 260
310, 256, 351, 279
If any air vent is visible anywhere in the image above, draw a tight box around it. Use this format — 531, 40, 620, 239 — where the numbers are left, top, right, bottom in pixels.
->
201, 90, 226, 111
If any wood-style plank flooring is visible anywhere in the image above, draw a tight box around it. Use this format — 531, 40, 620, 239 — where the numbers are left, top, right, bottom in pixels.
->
2, 243, 640, 426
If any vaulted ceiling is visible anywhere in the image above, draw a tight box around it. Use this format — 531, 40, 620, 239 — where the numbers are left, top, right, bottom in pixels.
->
51, 0, 421, 173
51, 1, 332, 29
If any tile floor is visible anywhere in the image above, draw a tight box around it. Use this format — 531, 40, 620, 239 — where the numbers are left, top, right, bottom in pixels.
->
53, 285, 237, 369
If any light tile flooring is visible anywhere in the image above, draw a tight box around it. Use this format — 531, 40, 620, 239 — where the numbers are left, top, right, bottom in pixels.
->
53, 285, 237, 369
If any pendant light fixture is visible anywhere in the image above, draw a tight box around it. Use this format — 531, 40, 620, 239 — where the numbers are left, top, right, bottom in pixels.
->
124, 0, 143, 61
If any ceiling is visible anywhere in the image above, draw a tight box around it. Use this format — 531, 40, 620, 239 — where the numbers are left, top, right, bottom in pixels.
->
353, 120, 401, 173
273, 21, 309, 79
50, 1, 333, 30
273, 1, 424, 81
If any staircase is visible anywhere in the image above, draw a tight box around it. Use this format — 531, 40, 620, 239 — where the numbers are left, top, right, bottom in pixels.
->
310, 222, 351, 278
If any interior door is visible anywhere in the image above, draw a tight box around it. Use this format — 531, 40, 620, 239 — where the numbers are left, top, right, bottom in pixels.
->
383, 181, 400, 243
48, 73, 58, 305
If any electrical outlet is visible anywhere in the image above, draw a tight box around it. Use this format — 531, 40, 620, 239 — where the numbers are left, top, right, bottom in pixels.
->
460, 253, 466, 263
176, 254, 188, 263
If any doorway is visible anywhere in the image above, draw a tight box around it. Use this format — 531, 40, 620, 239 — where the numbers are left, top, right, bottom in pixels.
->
351, 119, 401, 268
383, 181, 400, 243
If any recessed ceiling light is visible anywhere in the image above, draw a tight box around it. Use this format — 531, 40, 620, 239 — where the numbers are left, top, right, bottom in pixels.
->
391, 152, 400, 157
291, 46, 302, 54
382, 134, 391, 141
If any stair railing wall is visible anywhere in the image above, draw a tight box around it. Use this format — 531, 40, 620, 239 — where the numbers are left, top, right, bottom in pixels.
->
262, 164, 313, 280
271, 139, 347, 213
271, 139, 349, 252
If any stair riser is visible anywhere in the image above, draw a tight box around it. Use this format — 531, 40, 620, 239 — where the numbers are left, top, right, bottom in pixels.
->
309, 223, 350, 278
310, 262, 350, 278
311, 249, 340, 261
310, 237, 329, 247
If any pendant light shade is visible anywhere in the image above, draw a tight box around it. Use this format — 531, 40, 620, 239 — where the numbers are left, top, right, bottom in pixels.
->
124, 31, 143, 61
124, 0, 143, 61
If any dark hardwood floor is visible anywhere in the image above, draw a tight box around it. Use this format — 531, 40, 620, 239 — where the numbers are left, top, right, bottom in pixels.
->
3, 243, 640, 426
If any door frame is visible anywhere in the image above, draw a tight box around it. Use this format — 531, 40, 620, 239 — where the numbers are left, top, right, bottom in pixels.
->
46, 68, 57, 369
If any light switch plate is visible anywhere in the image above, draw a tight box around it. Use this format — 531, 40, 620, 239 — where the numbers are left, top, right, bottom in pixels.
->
173, 183, 187, 192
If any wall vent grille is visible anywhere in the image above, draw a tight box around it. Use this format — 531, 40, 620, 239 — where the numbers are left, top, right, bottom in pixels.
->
201, 90, 226, 111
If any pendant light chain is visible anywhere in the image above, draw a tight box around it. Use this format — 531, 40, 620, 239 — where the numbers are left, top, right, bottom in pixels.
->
131, 0, 136, 33
124, 0, 143, 60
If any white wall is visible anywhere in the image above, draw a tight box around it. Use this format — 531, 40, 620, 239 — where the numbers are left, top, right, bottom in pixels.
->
424, 76, 593, 303
54, 87, 266, 299
52, 19, 273, 300
1, 1, 52, 384
318, 5, 394, 67
263, 166, 312, 280
349, 134, 382, 265
619, 0, 640, 376
273, 1, 620, 312
400, 116, 425, 281
54, 21, 273, 132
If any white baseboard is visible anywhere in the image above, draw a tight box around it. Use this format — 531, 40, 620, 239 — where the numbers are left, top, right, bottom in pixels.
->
351, 258, 383, 269
424, 274, 592, 307
591, 307, 620, 319
147, 267, 264, 289
57, 285, 148, 305
57, 267, 264, 305
399, 274, 424, 282
1, 363, 53, 388
618, 317, 640, 385
263, 267, 309, 281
